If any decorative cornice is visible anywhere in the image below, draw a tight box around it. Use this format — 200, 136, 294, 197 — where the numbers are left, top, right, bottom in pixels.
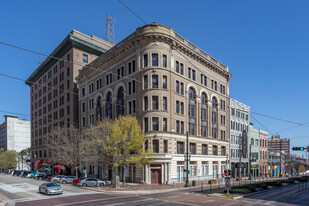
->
77, 23, 232, 83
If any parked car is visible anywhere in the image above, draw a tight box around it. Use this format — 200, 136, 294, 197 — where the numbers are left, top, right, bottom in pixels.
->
59, 176, 77, 184
36, 173, 48, 180
28, 172, 38, 178
77, 178, 106, 187
73, 177, 86, 185
20, 171, 33, 177
47, 174, 56, 182
39, 182, 63, 195
12, 170, 22, 176
51, 175, 66, 183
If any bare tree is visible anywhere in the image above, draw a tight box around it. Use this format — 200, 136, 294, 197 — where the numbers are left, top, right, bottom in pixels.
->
44, 126, 82, 177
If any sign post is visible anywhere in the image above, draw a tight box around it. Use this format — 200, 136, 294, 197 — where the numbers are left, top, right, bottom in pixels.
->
225, 177, 231, 194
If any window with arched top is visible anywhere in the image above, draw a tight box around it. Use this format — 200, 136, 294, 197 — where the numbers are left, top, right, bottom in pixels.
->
153, 139, 159, 153
106, 92, 112, 119
96, 96, 102, 121
212, 97, 218, 138
201, 93, 207, 137
116, 87, 124, 117
188, 87, 196, 136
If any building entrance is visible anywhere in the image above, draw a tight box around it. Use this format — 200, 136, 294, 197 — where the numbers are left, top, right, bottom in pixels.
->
151, 169, 161, 184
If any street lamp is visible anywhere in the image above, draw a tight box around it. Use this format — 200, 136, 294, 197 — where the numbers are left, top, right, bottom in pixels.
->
184, 131, 191, 187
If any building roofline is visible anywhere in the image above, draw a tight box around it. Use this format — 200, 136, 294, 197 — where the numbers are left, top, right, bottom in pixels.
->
25, 30, 113, 87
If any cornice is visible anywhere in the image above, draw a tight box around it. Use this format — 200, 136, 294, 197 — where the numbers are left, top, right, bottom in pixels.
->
77, 23, 232, 83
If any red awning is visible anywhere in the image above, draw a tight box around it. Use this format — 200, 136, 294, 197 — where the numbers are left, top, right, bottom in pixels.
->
35, 160, 43, 167
53, 165, 66, 168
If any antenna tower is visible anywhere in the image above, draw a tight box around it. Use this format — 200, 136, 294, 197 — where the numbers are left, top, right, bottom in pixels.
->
105, 14, 115, 44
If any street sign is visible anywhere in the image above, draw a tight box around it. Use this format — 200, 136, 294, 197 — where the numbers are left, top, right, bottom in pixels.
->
225, 177, 231, 189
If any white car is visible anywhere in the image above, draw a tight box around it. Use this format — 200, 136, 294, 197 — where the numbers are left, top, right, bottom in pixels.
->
77, 178, 106, 187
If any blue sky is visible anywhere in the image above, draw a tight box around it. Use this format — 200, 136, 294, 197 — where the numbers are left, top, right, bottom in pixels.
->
0, 0, 308, 156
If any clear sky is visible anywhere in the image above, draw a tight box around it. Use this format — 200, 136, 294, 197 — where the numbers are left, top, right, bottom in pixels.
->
0, 0, 308, 156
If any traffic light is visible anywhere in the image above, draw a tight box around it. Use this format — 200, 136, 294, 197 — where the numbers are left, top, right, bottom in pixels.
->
292, 147, 305, 151
223, 169, 227, 176
228, 170, 232, 176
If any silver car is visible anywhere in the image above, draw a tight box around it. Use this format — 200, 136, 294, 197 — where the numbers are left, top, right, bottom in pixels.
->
77, 178, 106, 187
51, 175, 66, 183
39, 182, 63, 195
59, 176, 77, 184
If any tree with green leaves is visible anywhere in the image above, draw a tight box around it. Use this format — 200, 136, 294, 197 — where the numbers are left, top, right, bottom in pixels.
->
0, 149, 18, 171
105, 116, 151, 187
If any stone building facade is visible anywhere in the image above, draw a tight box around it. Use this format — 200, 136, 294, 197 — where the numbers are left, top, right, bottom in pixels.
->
229, 99, 250, 178
77, 23, 232, 184
26, 30, 113, 171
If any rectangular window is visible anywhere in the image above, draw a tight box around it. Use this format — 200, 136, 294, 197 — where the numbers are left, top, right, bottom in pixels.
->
181, 121, 184, 134
163, 118, 167, 131
177, 142, 184, 154
180, 63, 184, 75
180, 102, 184, 114
164, 140, 168, 153
162, 75, 167, 89
202, 144, 208, 155
144, 54, 148, 67
128, 62, 132, 75
180, 82, 184, 95
152, 117, 159, 131
152, 53, 159, 66
163, 97, 167, 111
189, 123, 195, 135
176, 81, 180, 94
213, 145, 218, 155
176, 120, 180, 133
176, 101, 180, 113
162, 54, 167, 68
188, 67, 191, 79
176, 61, 179, 73
83, 54, 88, 63
132, 60, 136, 73
192, 69, 196, 81
152, 75, 158, 88
221, 146, 226, 156
190, 143, 196, 155
144, 96, 148, 111
144, 118, 148, 132
152, 96, 159, 110
144, 75, 148, 89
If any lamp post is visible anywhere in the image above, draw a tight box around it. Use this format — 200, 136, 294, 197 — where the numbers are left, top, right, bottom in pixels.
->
185, 131, 191, 187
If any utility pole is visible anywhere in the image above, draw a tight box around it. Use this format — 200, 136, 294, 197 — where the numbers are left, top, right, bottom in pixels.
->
185, 131, 190, 187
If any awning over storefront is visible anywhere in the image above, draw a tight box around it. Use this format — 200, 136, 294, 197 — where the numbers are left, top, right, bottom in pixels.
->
53, 165, 66, 175
35, 160, 43, 167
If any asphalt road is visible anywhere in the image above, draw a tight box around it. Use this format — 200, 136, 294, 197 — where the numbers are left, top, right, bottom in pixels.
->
0, 173, 103, 205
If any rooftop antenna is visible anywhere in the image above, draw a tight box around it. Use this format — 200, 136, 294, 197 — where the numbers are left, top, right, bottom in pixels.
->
105, 14, 115, 44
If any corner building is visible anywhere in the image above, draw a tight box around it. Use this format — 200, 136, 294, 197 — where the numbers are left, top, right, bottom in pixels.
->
77, 23, 232, 184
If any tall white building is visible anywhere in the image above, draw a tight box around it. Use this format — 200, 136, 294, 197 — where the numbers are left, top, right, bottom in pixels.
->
229, 99, 250, 178
0, 115, 31, 170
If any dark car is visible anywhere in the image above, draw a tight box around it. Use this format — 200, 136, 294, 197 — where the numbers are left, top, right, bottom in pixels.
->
20, 171, 33, 177
12, 170, 22, 176
36, 173, 48, 180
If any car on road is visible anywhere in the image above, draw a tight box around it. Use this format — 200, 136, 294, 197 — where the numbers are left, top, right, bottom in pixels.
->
20, 171, 33, 177
51, 175, 66, 183
77, 178, 106, 187
33, 172, 45, 179
73, 177, 86, 185
12, 170, 22, 176
28, 172, 38, 178
60, 176, 77, 184
47, 174, 56, 182
39, 182, 63, 195
36, 173, 48, 180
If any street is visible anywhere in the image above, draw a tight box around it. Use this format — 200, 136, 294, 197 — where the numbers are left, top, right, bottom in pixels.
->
0, 174, 302, 206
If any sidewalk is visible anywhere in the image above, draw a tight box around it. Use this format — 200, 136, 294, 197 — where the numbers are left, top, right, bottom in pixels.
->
81, 176, 289, 194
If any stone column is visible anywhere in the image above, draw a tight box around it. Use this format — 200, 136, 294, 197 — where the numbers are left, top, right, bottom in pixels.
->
145, 164, 149, 184
196, 98, 201, 137
168, 162, 171, 183
164, 163, 168, 184
208, 101, 212, 138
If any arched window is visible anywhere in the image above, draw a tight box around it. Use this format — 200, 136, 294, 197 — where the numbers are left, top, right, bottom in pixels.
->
116, 87, 124, 117
212, 97, 218, 138
188, 87, 196, 136
153, 139, 159, 153
201, 93, 207, 137
96, 96, 102, 121
106, 92, 112, 119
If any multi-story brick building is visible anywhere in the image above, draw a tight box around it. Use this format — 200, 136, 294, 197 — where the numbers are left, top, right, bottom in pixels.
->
26, 30, 113, 171
268, 135, 290, 157
259, 129, 268, 176
77, 23, 232, 184
229, 99, 250, 178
